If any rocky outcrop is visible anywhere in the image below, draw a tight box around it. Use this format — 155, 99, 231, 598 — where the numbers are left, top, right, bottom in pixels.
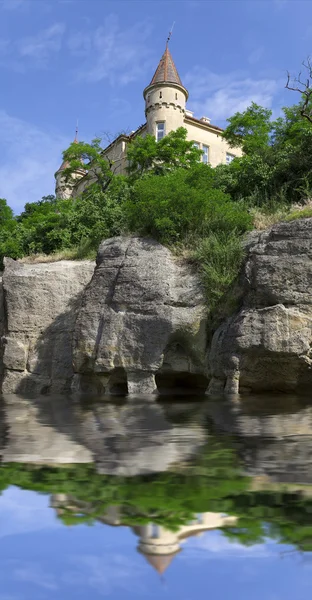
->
2, 259, 94, 395
72, 237, 208, 395
209, 219, 312, 394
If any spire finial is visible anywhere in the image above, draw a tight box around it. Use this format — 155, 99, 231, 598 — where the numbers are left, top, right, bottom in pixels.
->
166, 22, 175, 46
74, 119, 79, 143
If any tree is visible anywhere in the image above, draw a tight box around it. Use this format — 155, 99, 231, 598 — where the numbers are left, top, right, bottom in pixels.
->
126, 127, 202, 178
62, 137, 118, 194
0, 198, 14, 226
285, 57, 312, 123
223, 102, 273, 154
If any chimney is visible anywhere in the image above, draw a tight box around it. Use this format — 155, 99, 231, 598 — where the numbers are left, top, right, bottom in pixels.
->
200, 116, 211, 124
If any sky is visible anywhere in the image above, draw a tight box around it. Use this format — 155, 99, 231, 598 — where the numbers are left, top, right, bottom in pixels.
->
0, 0, 312, 213
0, 486, 311, 599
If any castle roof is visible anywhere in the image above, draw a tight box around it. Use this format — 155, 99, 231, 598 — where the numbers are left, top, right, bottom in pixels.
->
149, 44, 183, 87
143, 553, 177, 574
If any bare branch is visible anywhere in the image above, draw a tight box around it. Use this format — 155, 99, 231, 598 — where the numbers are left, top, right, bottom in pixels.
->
285, 59, 312, 123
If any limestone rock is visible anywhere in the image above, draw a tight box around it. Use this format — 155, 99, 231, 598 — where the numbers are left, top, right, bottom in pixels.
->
2, 259, 95, 394
73, 237, 208, 395
209, 218, 312, 394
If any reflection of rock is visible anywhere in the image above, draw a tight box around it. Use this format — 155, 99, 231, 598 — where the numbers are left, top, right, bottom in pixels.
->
209, 219, 312, 394
206, 396, 312, 484
73, 237, 208, 395
77, 401, 207, 476
2, 259, 94, 395
2, 396, 92, 464
1, 396, 207, 474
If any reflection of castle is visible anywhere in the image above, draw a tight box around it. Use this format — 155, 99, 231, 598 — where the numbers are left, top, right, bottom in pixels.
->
51, 495, 236, 574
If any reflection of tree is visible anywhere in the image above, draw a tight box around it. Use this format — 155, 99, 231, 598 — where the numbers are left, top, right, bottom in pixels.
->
1, 438, 312, 553
224, 491, 312, 552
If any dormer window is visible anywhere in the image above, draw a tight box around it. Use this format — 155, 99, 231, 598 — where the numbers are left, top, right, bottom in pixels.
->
156, 122, 165, 141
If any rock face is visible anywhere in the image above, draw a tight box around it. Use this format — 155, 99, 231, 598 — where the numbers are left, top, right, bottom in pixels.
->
209, 219, 312, 394
73, 237, 208, 395
2, 259, 95, 395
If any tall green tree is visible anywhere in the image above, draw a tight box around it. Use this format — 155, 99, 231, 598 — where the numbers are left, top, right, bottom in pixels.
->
223, 102, 273, 154
126, 127, 202, 178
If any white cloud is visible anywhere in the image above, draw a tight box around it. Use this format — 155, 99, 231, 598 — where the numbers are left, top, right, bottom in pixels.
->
0, 22, 65, 71
68, 14, 153, 85
14, 564, 58, 590
0, 486, 61, 538
63, 553, 147, 595
183, 530, 273, 559
248, 46, 265, 65
17, 22, 66, 67
0, 0, 28, 10
0, 110, 69, 213
184, 67, 281, 124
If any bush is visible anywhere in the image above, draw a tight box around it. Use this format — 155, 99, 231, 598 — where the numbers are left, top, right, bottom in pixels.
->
125, 168, 252, 245
194, 232, 245, 309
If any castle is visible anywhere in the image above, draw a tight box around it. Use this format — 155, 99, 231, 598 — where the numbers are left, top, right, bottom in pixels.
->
55, 44, 242, 199
51, 495, 237, 575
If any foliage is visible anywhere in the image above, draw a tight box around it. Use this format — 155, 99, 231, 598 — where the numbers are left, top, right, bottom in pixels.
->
223, 102, 273, 154
62, 137, 115, 193
285, 206, 312, 221
125, 166, 252, 245
126, 127, 202, 178
220, 98, 312, 207
194, 232, 245, 309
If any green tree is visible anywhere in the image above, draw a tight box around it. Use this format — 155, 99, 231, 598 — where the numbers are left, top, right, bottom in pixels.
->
126, 127, 202, 178
223, 102, 273, 154
62, 137, 117, 194
0, 198, 14, 226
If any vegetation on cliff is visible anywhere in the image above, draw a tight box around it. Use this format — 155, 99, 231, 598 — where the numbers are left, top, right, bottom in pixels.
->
1, 90, 312, 310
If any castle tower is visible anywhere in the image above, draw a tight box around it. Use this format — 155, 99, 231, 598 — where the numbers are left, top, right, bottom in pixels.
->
143, 44, 188, 140
54, 131, 85, 199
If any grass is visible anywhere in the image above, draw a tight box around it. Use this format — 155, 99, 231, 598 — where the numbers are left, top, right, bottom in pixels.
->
19, 238, 97, 263
19, 246, 96, 264
193, 232, 244, 311
250, 199, 312, 229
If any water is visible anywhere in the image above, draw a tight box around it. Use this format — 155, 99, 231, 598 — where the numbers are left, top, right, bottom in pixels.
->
0, 393, 312, 599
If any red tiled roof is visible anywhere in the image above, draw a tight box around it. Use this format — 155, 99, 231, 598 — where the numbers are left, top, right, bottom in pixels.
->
149, 45, 183, 86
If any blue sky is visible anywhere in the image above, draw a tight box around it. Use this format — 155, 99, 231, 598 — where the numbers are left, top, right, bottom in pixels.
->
0, 486, 312, 599
0, 0, 312, 212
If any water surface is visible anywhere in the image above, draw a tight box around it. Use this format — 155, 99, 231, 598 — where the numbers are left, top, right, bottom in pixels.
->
0, 393, 312, 599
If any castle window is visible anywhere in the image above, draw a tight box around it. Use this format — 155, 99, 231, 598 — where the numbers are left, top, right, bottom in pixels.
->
152, 524, 160, 538
202, 145, 209, 164
175, 92, 178, 100
193, 142, 200, 149
159, 91, 162, 98
226, 152, 235, 165
156, 122, 165, 141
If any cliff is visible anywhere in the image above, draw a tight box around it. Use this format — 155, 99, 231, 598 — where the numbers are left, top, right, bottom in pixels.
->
1, 219, 312, 397
209, 218, 312, 394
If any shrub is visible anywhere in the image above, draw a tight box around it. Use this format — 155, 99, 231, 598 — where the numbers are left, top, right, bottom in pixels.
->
125, 168, 252, 245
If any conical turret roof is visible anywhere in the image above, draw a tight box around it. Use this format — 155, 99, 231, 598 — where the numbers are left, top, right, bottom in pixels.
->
149, 45, 183, 86
143, 553, 176, 574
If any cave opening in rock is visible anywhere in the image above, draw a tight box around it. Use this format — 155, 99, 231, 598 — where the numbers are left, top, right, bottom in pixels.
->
108, 367, 128, 395
155, 371, 208, 395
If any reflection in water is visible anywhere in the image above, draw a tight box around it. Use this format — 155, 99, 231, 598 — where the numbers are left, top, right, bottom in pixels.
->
0, 392, 312, 588
50, 498, 237, 574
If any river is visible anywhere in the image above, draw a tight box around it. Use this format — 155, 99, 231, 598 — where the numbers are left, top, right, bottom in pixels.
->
0, 393, 311, 599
